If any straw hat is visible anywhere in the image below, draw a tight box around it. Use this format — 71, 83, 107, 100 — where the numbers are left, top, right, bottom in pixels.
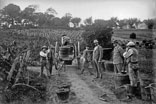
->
126, 41, 135, 47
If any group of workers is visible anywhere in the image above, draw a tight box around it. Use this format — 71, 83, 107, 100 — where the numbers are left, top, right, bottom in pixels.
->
113, 40, 140, 100
40, 33, 140, 100
80, 39, 140, 100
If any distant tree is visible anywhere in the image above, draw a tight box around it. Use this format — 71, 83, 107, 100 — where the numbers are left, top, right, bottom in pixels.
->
144, 19, 155, 29
71, 17, 81, 28
52, 17, 62, 26
21, 5, 38, 25
94, 19, 108, 28
45, 7, 57, 21
127, 18, 141, 28
34, 12, 47, 27
118, 19, 128, 28
84, 17, 93, 25
0, 4, 21, 26
61, 13, 72, 27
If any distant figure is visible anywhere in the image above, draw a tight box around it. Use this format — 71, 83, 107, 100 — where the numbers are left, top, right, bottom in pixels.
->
47, 45, 55, 75
123, 41, 141, 100
39, 46, 50, 78
113, 40, 124, 73
80, 46, 93, 75
92, 39, 103, 78
61, 34, 71, 46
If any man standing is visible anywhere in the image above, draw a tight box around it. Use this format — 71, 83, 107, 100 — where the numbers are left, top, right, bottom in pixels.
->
47, 45, 55, 75
39, 46, 50, 78
80, 46, 93, 75
92, 39, 103, 78
113, 40, 124, 74
123, 41, 140, 99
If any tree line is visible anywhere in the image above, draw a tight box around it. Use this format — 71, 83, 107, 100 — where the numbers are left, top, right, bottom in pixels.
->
0, 3, 156, 29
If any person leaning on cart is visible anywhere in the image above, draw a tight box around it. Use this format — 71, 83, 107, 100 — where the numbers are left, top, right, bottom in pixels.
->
39, 45, 50, 78
61, 34, 71, 46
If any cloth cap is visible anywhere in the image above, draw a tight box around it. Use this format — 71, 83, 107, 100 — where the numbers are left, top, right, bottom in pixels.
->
93, 39, 98, 43
42, 45, 47, 49
126, 41, 135, 47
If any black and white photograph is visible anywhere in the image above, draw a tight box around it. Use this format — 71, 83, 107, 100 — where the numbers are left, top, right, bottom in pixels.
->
0, 0, 156, 104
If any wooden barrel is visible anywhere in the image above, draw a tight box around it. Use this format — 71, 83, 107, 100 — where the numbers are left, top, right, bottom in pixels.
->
59, 46, 70, 59
115, 73, 130, 89
69, 46, 74, 55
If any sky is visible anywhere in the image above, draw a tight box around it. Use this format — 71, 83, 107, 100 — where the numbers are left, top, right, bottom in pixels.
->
0, 0, 156, 21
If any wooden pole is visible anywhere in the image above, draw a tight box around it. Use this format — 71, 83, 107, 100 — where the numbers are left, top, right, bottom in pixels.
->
78, 41, 80, 56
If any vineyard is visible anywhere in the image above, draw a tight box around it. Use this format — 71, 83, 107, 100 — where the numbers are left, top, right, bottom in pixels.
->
0, 28, 155, 104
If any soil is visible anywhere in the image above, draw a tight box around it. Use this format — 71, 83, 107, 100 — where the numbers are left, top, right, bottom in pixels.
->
1, 64, 153, 104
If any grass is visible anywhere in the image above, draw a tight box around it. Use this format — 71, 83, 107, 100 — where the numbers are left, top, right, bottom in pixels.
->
113, 29, 155, 41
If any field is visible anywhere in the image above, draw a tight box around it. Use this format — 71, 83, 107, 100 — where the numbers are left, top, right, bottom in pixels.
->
113, 29, 156, 41
0, 28, 155, 104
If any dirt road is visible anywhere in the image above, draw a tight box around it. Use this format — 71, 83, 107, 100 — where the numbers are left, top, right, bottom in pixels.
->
28, 64, 149, 104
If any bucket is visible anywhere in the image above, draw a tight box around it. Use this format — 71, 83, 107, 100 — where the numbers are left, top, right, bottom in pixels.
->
146, 83, 156, 103
115, 73, 130, 89
56, 88, 70, 101
104, 61, 114, 72
140, 79, 152, 101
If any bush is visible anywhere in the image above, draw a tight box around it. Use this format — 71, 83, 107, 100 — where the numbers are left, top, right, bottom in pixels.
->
130, 33, 136, 39
82, 27, 113, 60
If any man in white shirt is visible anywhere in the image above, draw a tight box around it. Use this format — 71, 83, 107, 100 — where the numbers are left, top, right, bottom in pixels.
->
123, 41, 141, 100
39, 46, 50, 78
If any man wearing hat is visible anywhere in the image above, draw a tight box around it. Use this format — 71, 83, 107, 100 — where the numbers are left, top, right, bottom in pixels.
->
39, 45, 50, 78
112, 40, 124, 74
123, 41, 141, 100
92, 39, 103, 78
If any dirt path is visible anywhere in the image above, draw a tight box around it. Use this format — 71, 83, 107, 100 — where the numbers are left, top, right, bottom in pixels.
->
66, 66, 109, 104
28, 65, 148, 104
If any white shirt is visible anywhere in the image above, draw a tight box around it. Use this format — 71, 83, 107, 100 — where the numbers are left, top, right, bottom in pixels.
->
40, 51, 47, 57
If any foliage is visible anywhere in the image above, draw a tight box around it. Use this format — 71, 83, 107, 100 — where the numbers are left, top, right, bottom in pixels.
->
82, 26, 113, 60
84, 17, 93, 25
71, 17, 81, 28
144, 19, 156, 29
